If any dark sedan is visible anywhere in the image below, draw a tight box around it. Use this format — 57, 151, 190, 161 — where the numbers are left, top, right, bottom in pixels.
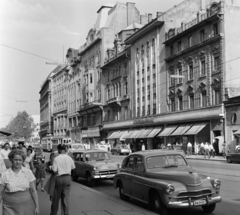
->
226, 147, 240, 163
114, 150, 221, 215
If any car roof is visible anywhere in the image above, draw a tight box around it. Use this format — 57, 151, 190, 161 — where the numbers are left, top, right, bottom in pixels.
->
131, 149, 184, 157
72, 149, 107, 153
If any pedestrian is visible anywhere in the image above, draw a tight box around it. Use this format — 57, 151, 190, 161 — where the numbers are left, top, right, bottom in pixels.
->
44, 151, 58, 201
24, 148, 34, 170
204, 142, 210, 159
0, 154, 7, 174
0, 149, 39, 215
0, 143, 11, 169
28, 145, 35, 159
187, 142, 192, 155
209, 143, 215, 158
18, 142, 27, 155
141, 141, 145, 151
50, 144, 75, 215
35, 158, 46, 192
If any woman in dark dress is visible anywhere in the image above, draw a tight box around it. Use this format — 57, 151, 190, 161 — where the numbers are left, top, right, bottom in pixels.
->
35, 158, 46, 191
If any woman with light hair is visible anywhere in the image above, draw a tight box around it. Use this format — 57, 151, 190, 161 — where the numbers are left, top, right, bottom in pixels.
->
0, 149, 39, 215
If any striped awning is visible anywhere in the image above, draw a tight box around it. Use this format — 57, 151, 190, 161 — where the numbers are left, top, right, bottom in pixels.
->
122, 130, 136, 139
147, 127, 163, 138
184, 123, 207, 135
170, 124, 192, 136
107, 130, 121, 139
129, 129, 144, 139
137, 127, 154, 138
158, 125, 178, 137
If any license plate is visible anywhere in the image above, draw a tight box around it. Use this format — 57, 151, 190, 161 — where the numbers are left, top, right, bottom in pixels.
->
194, 200, 206, 206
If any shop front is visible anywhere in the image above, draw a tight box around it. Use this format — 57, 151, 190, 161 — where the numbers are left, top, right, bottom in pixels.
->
81, 126, 101, 149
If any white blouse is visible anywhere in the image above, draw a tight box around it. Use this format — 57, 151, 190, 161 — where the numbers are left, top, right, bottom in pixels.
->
0, 167, 35, 193
0, 156, 6, 174
0, 149, 11, 160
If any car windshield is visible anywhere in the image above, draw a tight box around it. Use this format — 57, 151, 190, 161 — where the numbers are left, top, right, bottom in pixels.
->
72, 144, 84, 150
146, 154, 187, 169
85, 152, 110, 161
33, 148, 41, 153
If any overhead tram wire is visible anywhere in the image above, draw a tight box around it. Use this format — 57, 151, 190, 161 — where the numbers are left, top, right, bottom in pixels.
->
0, 44, 57, 62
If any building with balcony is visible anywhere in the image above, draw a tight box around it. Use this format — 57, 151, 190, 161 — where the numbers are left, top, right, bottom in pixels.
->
66, 48, 82, 142
52, 66, 69, 136
101, 23, 143, 146
39, 67, 60, 138
77, 2, 141, 148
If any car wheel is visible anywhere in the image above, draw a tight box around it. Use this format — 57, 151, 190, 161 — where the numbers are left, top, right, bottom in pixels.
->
202, 203, 216, 213
71, 170, 78, 182
86, 173, 95, 187
226, 157, 232, 163
119, 182, 130, 201
151, 192, 168, 215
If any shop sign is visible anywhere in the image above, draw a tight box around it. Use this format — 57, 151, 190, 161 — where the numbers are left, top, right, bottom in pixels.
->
133, 117, 154, 124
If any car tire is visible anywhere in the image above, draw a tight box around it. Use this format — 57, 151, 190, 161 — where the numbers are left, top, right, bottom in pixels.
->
86, 173, 95, 187
71, 170, 78, 182
226, 157, 232, 163
202, 203, 216, 213
119, 183, 130, 202
151, 192, 168, 215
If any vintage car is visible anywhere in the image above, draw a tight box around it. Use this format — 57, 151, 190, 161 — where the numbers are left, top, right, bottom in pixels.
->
114, 150, 221, 215
111, 145, 131, 155
71, 149, 121, 187
226, 146, 240, 163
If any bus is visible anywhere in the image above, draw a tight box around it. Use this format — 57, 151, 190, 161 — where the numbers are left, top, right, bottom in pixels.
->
51, 136, 72, 151
41, 137, 53, 152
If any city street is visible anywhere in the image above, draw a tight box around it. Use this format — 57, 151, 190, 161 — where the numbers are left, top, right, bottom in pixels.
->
43, 152, 240, 214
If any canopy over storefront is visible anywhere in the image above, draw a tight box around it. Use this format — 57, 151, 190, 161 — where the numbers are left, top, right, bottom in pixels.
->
158, 125, 177, 137
184, 123, 207, 135
137, 127, 154, 138
170, 124, 192, 136
147, 127, 163, 138
107, 130, 120, 139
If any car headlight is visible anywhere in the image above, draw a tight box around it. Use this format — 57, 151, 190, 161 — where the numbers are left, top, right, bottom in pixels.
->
93, 166, 99, 173
213, 179, 221, 189
165, 184, 175, 194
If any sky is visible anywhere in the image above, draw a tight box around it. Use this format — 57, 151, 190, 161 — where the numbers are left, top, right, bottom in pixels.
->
0, 0, 182, 128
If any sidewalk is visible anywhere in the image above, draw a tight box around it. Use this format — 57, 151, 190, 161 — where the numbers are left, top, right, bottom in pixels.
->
39, 175, 156, 215
186, 154, 226, 162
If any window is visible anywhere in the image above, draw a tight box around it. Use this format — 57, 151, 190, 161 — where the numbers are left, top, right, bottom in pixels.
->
188, 35, 192, 47
214, 56, 220, 72
178, 96, 183, 110
171, 99, 175, 112
152, 38, 156, 64
137, 107, 140, 116
189, 94, 194, 109
134, 157, 145, 172
170, 72, 175, 86
142, 78, 145, 83
147, 104, 150, 114
142, 87, 145, 94
170, 45, 174, 56
213, 23, 218, 36
178, 67, 183, 84
214, 89, 221, 105
177, 41, 182, 52
124, 106, 128, 119
137, 97, 140, 103
107, 110, 111, 121
189, 65, 193, 80
142, 106, 145, 116
202, 91, 207, 107
200, 29, 205, 42
201, 60, 206, 76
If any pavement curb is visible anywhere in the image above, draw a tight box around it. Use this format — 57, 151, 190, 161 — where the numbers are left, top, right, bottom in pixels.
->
77, 182, 156, 214
186, 156, 226, 162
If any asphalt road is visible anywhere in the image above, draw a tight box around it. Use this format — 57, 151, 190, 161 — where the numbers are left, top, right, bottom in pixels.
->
43, 152, 240, 214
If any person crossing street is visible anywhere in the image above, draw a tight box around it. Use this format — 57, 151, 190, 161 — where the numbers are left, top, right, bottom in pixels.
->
50, 144, 75, 215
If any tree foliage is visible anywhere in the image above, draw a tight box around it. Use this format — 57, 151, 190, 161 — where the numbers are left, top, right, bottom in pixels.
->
4, 111, 34, 140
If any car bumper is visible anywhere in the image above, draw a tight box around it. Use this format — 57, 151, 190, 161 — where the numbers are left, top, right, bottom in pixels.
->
92, 174, 116, 179
167, 196, 221, 208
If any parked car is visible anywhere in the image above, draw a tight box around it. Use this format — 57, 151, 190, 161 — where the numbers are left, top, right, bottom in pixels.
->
111, 145, 131, 155
32, 146, 45, 165
226, 146, 240, 163
69, 143, 85, 151
95, 144, 109, 152
71, 149, 121, 187
114, 150, 221, 215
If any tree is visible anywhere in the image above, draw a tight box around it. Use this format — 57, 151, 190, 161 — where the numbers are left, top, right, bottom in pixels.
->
4, 111, 34, 141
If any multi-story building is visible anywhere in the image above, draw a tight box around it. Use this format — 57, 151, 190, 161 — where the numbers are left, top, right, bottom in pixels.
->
66, 48, 82, 142
39, 67, 60, 138
101, 22, 144, 147
77, 2, 141, 148
52, 66, 69, 136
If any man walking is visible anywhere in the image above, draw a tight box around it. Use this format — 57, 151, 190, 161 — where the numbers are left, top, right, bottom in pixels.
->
50, 144, 75, 215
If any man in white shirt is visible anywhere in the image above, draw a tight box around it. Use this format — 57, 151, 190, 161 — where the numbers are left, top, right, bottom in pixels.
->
204, 142, 210, 159
50, 144, 75, 215
187, 142, 192, 156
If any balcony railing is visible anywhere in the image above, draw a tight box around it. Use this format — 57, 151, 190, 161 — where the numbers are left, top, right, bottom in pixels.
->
107, 96, 122, 104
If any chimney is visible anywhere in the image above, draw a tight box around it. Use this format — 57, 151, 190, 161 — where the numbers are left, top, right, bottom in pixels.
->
156, 12, 163, 17
148, 13, 152, 23
140, 14, 148, 25
127, 2, 136, 26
